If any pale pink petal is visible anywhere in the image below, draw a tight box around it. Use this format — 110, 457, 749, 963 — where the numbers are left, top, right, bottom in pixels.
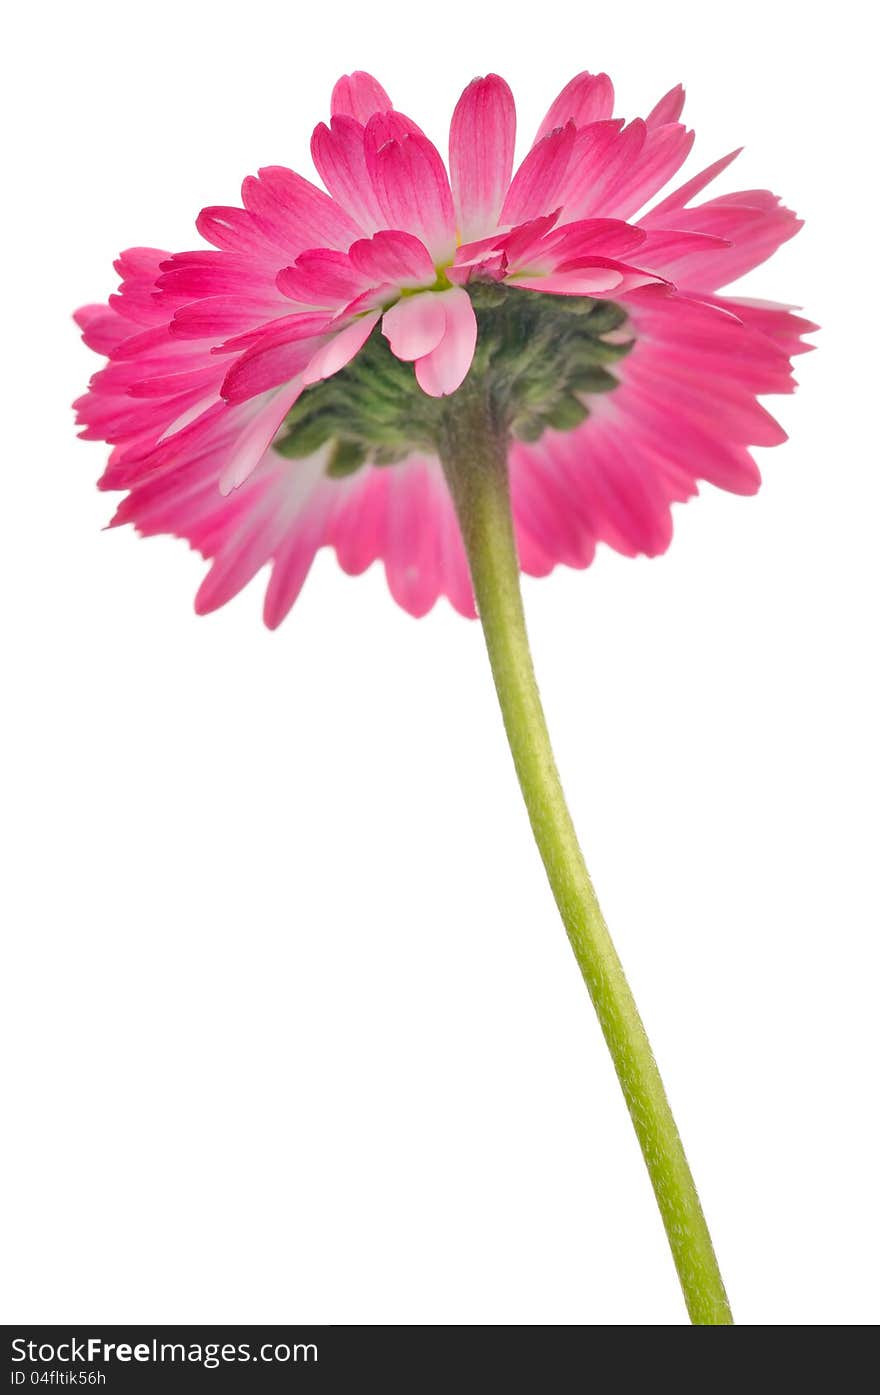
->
533, 72, 615, 144
382, 460, 445, 617
330, 71, 393, 122
219, 382, 305, 494
195, 501, 289, 613
508, 440, 598, 570
327, 465, 391, 576
449, 75, 517, 242
325, 456, 476, 619
302, 311, 381, 386
413, 288, 477, 397
382, 293, 447, 361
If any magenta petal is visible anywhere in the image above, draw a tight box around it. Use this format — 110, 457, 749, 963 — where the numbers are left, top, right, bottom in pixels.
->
221, 313, 334, 403
599, 124, 695, 220
364, 114, 457, 263
449, 74, 517, 242
533, 71, 615, 144
310, 115, 387, 236
501, 123, 576, 225
347, 229, 435, 287
330, 71, 393, 122
647, 84, 686, 128
414, 288, 477, 397
276, 248, 367, 305
302, 311, 381, 386
646, 149, 743, 217
509, 268, 624, 295
382, 292, 447, 361
74, 65, 812, 627
244, 165, 363, 253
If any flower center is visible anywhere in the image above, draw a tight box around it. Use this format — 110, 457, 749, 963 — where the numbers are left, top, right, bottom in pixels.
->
272, 283, 633, 477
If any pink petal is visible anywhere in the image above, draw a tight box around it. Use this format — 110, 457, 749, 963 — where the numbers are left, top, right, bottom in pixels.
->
219, 381, 305, 494
330, 71, 393, 122
569, 119, 648, 217
636, 226, 732, 273
647, 84, 685, 128
311, 115, 387, 236
641, 197, 802, 290
170, 296, 275, 340
381, 460, 445, 617
347, 229, 436, 287
505, 217, 645, 275
336, 284, 398, 318
221, 314, 335, 403
645, 149, 742, 218
449, 74, 517, 241
302, 311, 381, 386
243, 166, 362, 253
197, 502, 291, 616
156, 251, 279, 301
382, 292, 447, 361
554, 120, 626, 217
501, 122, 576, 225
533, 72, 615, 144
364, 115, 456, 263
276, 248, 367, 305
414, 288, 477, 397
454, 230, 515, 265
325, 456, 476, 619
717, 296, 818, 355
598, 124, 695, 220
508, 267, 624, 295
75, 304, 135, 355
196, 206, 278, 260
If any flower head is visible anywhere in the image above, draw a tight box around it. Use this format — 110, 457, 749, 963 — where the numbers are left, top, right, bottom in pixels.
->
74, 69, 814, 625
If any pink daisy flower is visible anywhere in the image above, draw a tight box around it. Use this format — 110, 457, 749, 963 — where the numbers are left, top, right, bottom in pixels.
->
74, 69, 814, 627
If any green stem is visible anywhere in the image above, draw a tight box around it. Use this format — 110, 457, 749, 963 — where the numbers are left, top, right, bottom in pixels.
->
439, 385, 733, 1326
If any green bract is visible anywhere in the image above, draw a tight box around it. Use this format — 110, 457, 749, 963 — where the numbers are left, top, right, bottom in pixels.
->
273, 284, 633, 478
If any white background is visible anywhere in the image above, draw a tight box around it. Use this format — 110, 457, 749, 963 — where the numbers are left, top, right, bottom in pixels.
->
2, 0, 877, 1326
